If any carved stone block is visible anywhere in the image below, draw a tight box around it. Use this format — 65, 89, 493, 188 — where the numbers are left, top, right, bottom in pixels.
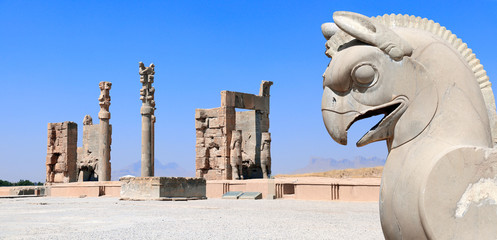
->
46, 121, 77, 183
195, 81, 272, 180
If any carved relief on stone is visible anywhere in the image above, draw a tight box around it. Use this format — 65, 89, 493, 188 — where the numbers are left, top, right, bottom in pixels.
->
139, 62, 156, 111
321, 11, 497, 239
77, 121, 99, 181
259, 80, 273, 97
98, 81, 112, 119
139, 62, 156, 177
260, 132, 271, 179
78, 115, 97, 181
83, 115, 93, 125
230, 130, 243, 180
195, 81, 272, 180
46, 122, 77, 183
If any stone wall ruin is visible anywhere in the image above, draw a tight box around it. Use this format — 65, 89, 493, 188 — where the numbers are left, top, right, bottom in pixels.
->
47, 81, 112, 183
195, 81, 273, 180
46, 121, 78, 183
76, 115, 112, 181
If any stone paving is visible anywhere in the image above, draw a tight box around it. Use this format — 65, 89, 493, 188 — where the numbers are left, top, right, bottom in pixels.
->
0, 197, 383, 240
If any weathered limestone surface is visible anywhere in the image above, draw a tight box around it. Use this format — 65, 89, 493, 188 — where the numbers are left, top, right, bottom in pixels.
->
77, 115, 112, 182
77, 117, 98, 181
5, 186, 46, 196
195, 81, 273, 180
321, 11, 497, 239
120, 177, 206, 200
260, 132, 271, 179
195, 107, 235, 180
139, 62, 156, 177
44, 181, 121, 197
46, 122, 78, 183
230, 130, 243, 179
98, 81, 112, 181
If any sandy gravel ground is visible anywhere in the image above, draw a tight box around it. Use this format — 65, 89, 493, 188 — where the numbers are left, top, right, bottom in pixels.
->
0, 197, 383, 240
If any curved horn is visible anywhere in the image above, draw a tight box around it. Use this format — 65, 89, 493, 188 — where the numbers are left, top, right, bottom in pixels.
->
321, 22, 339, 40
333, 11, 413, 61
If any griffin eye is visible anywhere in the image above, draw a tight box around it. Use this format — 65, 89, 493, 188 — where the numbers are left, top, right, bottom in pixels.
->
352, 63, 378, 87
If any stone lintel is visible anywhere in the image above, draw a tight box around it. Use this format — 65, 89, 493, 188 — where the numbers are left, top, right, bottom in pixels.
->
221, 91, 269, 112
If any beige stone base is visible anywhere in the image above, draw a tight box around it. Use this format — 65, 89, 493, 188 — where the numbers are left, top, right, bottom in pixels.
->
0, 187, 12, 196
120, 196, 207, 201
0, 186, 45, 197
45, 181, 121, 197
1, 177, 378, 201
120, 177, 206, 200
207, 177, 380, 201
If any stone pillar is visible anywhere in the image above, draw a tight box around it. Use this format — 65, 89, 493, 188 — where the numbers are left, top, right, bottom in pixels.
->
151, 115, 156, 176
98, 81, 112, 181
139, 62, 156, 177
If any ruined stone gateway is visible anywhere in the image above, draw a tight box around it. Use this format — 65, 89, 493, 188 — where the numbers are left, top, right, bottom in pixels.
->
195, 81, 273, 180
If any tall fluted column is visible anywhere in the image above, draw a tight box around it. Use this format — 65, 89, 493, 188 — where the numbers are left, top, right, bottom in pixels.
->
139, 62, 155, 177
98, 81, 112, 181
151, 115, 155, 176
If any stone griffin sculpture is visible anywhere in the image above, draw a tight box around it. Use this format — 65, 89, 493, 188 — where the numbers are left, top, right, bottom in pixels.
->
230, 130, 243, 180
321, 11, 497, 239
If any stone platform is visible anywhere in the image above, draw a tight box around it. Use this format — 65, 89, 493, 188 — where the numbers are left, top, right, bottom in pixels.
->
0, 186, 46, 198
0, 177, 379, 201
0, 182, 121, 198
207, 177, 381, 201
120, 177, 206, 200
46, 181, 121, 197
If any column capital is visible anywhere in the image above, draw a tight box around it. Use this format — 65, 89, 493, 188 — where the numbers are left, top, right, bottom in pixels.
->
98, 81, 112, 120
139, 62, 156, 113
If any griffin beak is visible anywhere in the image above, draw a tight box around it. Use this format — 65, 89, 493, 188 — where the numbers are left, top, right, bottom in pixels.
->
322, 86, 408, 147
321, 86, 362, 146
322, 110, 360, 145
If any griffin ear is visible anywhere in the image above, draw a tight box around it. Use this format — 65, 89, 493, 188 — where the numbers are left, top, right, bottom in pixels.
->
321, 22, 339, 40
333, 11, 412, 61
333, 12, 377, 42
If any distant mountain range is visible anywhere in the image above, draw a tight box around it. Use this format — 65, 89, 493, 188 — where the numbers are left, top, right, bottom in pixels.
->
111, 157, 385, 180
111, 160, 194, 180
291, 156, 385, 174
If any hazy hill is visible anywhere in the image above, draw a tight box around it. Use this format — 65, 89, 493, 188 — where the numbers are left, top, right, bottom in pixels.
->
292, 156, 385, 174
276, 166, 383, 178
111, 160, 193, 180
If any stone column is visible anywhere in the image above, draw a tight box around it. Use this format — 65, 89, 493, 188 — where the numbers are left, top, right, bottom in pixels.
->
98, 81, 112, 181
151, 114, 156, 176
139, 62, 156, 177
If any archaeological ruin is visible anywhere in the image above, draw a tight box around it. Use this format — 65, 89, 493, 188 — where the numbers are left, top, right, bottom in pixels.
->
47, 81, 113, 183
76, 82, 113, 182
195, 80, 273, 180
46, 121, 78, 183
139, 62, 156, 177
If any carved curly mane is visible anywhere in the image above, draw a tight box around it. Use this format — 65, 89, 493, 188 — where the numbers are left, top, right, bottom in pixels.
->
326, 13, 497, 144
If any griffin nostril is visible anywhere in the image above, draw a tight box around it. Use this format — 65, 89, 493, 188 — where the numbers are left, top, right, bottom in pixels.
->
332, 97, 336, 106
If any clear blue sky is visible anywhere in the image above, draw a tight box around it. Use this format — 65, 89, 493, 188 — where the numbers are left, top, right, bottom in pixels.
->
1, 1, 496, 182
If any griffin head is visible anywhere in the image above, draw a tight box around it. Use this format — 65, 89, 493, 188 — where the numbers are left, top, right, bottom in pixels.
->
321, 11, 437, 150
